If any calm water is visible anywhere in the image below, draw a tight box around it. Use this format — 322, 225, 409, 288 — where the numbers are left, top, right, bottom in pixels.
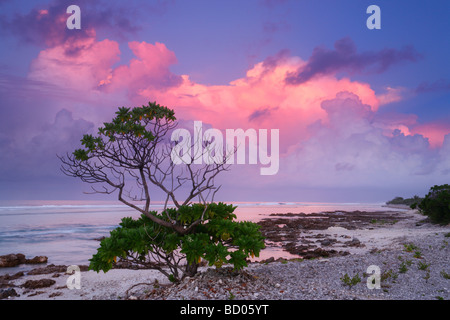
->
0, 200, 401, 275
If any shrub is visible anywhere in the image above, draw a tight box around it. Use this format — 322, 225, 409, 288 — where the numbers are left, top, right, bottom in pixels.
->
418, 184, 450, 224
386, 195, 423, 207
89, 202, 265, 281
340, 273, 361, 287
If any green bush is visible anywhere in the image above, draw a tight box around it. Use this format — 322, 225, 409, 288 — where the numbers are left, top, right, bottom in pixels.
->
386, 195, 423, 207
89, 202, 265, 282
418, 184, 450, 224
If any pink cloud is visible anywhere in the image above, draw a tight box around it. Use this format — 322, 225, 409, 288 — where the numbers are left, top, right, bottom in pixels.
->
28, 33, 383, 155
103, 41, 183, 96
376, 86, 406, 105
30, 33, 433, 160
411, 122, 450, 148
28, 31, 448, 160
139, 56, 381, 153
24, 34, 450, 199
28, 30, 120, 92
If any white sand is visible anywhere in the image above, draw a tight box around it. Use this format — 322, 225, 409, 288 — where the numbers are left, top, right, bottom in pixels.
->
9, 268, 171, 300
311, 209, 438, 254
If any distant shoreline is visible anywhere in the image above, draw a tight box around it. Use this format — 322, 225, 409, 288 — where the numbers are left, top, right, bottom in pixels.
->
382, 204, 412, 210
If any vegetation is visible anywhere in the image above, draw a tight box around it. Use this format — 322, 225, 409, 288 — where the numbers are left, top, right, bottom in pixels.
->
59, 102, 265, 282
418, 261, 430, 271
386, 195, 423, 207
416, 184, 450, 224
403, 243, 418, 252
370, 219, 398, 225
340, 273, 361, 287
399, 262, 409, 273
390, 184, 450, 224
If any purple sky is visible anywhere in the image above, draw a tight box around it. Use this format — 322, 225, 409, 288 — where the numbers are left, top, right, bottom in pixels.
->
0, 0, 449, 202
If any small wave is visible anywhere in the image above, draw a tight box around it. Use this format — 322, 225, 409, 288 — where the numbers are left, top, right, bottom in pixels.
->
0, 224, 117, 240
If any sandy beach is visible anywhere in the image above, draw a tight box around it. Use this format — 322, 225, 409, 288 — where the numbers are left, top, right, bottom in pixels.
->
1, 207, 450, 300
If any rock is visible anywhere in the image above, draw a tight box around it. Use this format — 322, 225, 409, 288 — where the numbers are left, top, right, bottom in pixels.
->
0, 281, 11, 289
27, 291, 45, 297
27, 264, 89, 275
25, 256, 48, 264
27, 264, 67, 275
260, 257, 275, 264
0, 271, 24, 282
0, 253, 26, 268
0, 271, 25, 289
346, 238, 362, 247
21, 278, 56, 289
302, 248, 333, 259
320, 238, 337, 246
0, 288, 19, 299
49, 292, 63, 298
0, 254, 48, 267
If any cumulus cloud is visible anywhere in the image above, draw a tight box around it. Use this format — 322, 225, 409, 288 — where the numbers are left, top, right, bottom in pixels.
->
410, 122, 450, 148
2, 7, 448, 201
141, 51, 381, 154
102, 41, 183, 97
280, 91, 447, 190
28, 32, 120, 91
0, 109, 94, 180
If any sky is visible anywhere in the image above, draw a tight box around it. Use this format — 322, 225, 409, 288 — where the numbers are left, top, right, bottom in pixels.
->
0, 0, 449, 203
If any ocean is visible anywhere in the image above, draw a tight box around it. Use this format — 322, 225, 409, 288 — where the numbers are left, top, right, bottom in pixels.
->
0, 200, 401, 275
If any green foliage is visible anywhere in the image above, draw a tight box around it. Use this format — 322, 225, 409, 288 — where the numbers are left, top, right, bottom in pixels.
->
89, 202, 265, 281
380, 269, 398, 283
340, 273, 361, 287
418, 261, 430, 271
417, 184, 450, 224
386, 195, 423, 207
403, 243, 418, 252
73, 101, 175, 161
399, 262, 408, 273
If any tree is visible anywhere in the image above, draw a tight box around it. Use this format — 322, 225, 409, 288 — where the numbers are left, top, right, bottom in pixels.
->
417, 184, 450, 224
59, 102, 265, 282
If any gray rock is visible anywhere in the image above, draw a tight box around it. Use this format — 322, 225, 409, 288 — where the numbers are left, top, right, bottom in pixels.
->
0, 254, 48, 268
0, 288, 19, 299
0, 254, 26, 268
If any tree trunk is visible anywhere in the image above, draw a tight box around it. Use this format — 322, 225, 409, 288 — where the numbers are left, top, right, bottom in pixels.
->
184, 262, 198, 278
